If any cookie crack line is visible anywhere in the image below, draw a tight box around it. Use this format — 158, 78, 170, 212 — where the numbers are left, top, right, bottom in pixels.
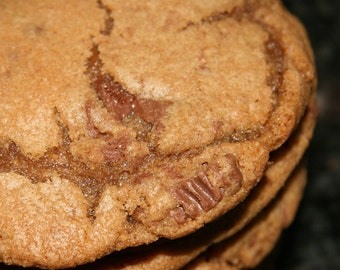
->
180, 1, 245, 31
181, 0, 286, 99
0, 110, 113, 223
97, 0, 114, 36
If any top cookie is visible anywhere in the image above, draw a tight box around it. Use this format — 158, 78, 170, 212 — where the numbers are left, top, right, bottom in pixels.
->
0, 0, 315, 268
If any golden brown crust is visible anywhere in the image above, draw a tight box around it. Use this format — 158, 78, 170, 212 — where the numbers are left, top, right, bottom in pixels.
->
0, 0, 316, 268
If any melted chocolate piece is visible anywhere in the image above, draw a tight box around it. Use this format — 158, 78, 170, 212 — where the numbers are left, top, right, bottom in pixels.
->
222, 154, 244, 195
171, 154, 243, 224
85, 45, 172, 124
85, 44, 137, 121
102, 136, 129, 163
176, 174, 222, 217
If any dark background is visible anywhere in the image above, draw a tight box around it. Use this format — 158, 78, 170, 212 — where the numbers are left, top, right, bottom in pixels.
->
277, 0, 340, 269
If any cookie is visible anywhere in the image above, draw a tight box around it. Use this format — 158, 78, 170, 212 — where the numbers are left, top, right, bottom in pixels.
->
69, 95, 318, 270
0, 0, 316, 268
184, 163, 307, 270
0, 94, 313, 270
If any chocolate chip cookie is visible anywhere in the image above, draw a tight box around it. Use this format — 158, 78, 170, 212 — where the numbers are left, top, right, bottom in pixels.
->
0, 0, 316, 268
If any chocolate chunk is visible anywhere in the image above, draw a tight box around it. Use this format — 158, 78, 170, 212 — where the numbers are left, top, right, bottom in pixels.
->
223, 154, 243, 195
85, 44, 172, 124
170, 206, 188, 224
85, 44, 136, 120
173, 173, 223, 220
172, 154, 243, 223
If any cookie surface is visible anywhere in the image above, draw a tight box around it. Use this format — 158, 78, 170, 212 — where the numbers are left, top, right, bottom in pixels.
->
0, 0, 315, 268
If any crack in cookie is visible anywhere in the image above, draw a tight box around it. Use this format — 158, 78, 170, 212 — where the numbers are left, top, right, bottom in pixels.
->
0, 111, 113, 222
178, 1, 287, 143
97, 0, 114, 36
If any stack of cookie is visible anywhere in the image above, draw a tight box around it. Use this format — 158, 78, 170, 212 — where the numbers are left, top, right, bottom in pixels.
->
0, 0, 317, 269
